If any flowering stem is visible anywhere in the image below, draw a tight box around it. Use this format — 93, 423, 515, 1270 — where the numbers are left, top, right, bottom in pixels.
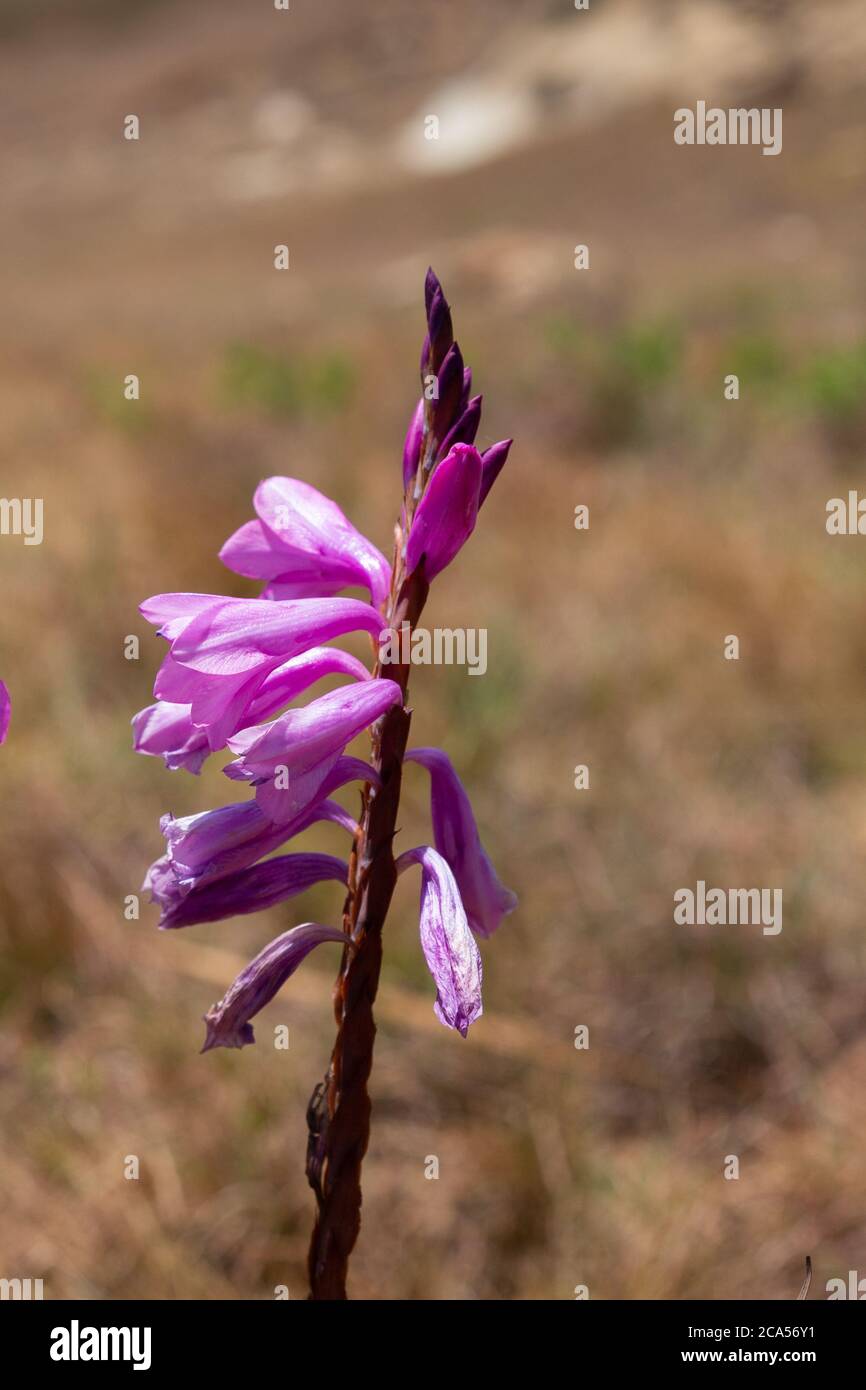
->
305, 549, 429, 1299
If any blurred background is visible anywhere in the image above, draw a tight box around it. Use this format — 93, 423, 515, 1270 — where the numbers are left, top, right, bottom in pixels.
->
1, 0, 866, 1300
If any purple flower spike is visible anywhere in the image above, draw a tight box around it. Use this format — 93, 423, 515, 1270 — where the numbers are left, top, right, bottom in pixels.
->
202, 923, 349, 1051
0, 681, 11, 745
157, 852, 347, 930
479, 439, 513, 507
225, 678, 402, 823
135, 268, 514, 1297
220, 477, 391, 607
406, 443, 482, 581
396, 845, 483, 1037
406, 747, 517, 937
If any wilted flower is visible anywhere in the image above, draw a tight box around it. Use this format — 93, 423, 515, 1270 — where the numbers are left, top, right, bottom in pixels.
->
202, 923, 350, 1052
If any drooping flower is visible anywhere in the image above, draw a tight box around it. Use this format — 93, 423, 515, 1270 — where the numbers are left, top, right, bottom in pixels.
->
0, 681, 10, 745
202, 923, 349, 1051
132, 699, 212, 774
406, 747, 517, 938
396, 845, 483, 1037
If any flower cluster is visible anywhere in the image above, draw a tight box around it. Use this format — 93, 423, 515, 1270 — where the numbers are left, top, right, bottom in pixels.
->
135, 270, 516, 1049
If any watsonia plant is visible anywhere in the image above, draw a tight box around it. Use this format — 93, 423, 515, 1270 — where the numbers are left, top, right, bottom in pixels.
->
134, 270, 516, 1298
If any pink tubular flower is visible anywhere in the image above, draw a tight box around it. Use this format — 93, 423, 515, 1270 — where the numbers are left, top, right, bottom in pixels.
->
132, 645, 370, 773
220, 476, 391, 606
143, 758, 370, 904
224, 677, 402, 823
144, 595, 383, 748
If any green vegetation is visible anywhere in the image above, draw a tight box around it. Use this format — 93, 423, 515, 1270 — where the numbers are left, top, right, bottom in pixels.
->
220, 343, 356, 420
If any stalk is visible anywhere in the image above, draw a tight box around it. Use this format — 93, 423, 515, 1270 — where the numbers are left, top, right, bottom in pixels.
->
305, 541, 428, 1299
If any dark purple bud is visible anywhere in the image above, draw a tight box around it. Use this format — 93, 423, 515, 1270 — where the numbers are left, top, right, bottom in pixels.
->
478, 438, 513, 507
421, 271, 453, 377
436, 394, 482, 464
431, 342, 464, 442
424, 266, 441, 315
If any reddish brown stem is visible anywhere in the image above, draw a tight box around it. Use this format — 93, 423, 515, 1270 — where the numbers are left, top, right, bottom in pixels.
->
305, 563, 428, 1299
